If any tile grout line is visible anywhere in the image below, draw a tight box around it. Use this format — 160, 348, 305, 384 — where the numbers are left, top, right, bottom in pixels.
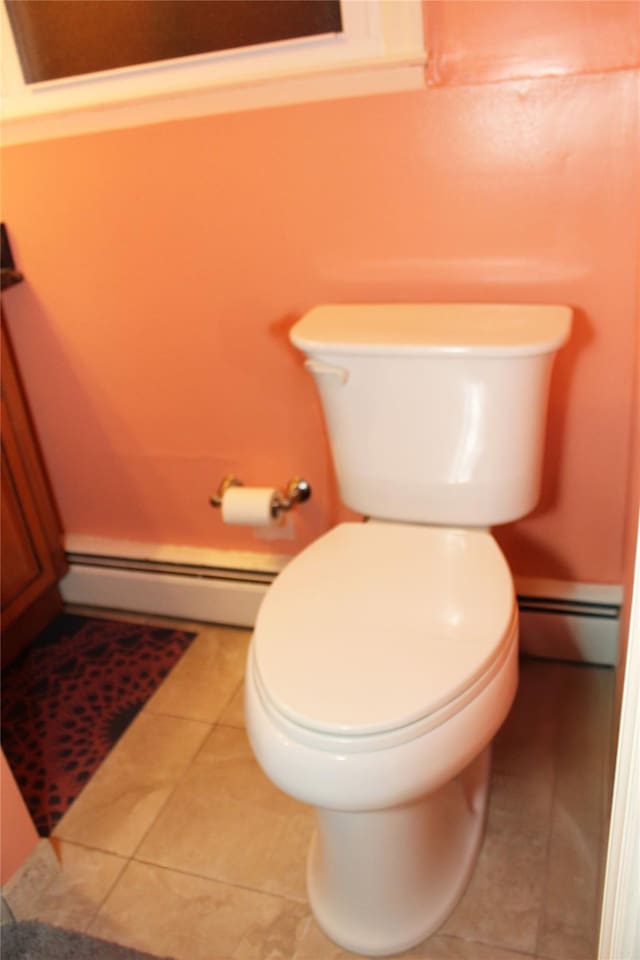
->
127, 854, 310, 907
54, 625, 215, 851
121, 644, 255, 908
4, 836, 130, 935
289, 911, 315, 960
32, 640, 247, 938
48, 836, 127, 860
215, 720, 245, 732
143, 707, 243, 729
53, 630, 248, 873
215, 674, 246, 726
437, 933, 539, 960
51, 713, 213, 852
82, 851, 132, 935
127, 716, 217, 863
533, 673, 562, 960
593, 670, 617, 951
144, 674, 246, 728
444, 925, 542, 959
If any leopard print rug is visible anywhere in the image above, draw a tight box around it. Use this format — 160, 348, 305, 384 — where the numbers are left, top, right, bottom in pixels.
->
1, 615, 196, 835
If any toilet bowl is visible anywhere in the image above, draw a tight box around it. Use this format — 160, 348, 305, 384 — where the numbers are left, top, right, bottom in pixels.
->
244, 303, 571, 955
245, 522, 519, 955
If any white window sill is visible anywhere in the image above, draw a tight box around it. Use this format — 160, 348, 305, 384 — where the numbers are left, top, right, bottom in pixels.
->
0, 0, 427, 145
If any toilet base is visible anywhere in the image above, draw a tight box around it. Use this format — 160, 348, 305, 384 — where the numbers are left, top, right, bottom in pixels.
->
307, 746, 491, 957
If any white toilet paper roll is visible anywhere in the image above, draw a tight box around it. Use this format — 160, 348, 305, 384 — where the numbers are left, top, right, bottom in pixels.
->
220, 486, 279, 526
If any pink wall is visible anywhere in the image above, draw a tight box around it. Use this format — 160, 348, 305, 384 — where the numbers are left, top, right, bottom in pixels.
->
1, 2, 638, 585
0, 749, 38, 884
423, 1, 640, 84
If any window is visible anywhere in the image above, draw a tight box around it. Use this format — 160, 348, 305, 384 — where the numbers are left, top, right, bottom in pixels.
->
6, 1, 343, 84
1, 0, 426, 145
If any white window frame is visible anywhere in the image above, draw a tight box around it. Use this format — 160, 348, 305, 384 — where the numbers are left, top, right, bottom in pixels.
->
0, 0, 426, 145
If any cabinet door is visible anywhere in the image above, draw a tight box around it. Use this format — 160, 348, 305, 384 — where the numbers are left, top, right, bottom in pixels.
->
1, 396, 58, 621
1, 445, 51, 610
1, 316, 67, 663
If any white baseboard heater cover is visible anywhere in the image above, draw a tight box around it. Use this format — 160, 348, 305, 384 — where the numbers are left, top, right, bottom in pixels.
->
61, 540, 622, 666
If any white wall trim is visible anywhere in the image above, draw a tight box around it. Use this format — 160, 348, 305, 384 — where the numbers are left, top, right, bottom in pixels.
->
65, 533, 291, 576
517, 609, 619, 667
61, 564, 267, 629
62, 534, 289, 628
61, 536, 621, 664
514, 575, 622, 607
599, 511, 640, 960
515, 575, 621, 666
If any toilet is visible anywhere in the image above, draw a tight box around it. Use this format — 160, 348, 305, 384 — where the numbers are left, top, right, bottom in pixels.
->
244, 303, 571, 956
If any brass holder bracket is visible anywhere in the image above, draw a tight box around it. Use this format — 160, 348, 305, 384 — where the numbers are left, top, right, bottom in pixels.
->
210, 474, 311, 517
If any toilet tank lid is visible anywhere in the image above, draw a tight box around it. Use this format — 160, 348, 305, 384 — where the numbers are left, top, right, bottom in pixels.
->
291, 304, 572, 357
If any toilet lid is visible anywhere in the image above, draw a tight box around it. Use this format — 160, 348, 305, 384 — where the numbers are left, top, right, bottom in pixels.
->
253, 522, 516, 737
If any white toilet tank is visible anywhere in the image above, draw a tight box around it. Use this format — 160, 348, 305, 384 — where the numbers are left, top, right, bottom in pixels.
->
291, 303, 571, 526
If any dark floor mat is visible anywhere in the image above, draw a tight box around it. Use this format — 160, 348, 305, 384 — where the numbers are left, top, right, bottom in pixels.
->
1, 919, 175, 959
1, 614, 196, 835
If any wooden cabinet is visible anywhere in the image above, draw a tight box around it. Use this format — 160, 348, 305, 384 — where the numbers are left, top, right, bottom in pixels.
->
1, 309, 67, 666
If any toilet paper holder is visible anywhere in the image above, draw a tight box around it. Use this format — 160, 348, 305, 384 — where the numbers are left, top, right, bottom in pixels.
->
209, 474, 311, 517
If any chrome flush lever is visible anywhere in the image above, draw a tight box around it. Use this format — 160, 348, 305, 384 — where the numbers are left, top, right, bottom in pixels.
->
304, 359, 349, 385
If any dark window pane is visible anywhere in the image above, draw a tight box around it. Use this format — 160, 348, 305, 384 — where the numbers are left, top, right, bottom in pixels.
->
5, 0, 343, 84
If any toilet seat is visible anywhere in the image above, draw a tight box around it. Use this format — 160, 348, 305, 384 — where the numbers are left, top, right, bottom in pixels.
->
253, 522, 516, 740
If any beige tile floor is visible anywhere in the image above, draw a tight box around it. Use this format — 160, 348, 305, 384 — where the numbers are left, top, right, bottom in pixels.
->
3, 610, 615, 960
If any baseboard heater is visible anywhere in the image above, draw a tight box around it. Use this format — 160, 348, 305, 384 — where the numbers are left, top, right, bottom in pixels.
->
62, 545, 279, 630
61, 542, 622, 667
